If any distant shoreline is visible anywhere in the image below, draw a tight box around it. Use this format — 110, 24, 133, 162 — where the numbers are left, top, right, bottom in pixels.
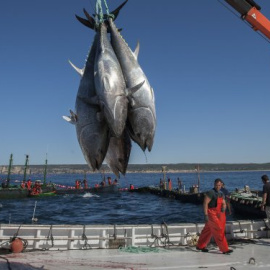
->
1, 163, 270, 175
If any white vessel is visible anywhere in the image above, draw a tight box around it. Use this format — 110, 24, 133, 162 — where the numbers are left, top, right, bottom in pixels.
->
0, 220, 269, 269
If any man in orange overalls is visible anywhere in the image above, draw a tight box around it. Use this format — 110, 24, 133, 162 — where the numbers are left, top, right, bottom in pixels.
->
168, 178, 172, 191
107, 177, 112, 185
196, 178, 233, 254
26, 179, 32, 190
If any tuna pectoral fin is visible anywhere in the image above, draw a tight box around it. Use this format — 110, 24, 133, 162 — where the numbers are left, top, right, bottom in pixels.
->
126, 80, 145, 97
62, 115, 75, 125
69, 109, 78, 123
68, 60, 84, 76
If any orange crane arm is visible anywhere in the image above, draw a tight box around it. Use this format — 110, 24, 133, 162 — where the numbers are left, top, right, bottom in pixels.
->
225, 0, 270, 40
244, 7, 270, 39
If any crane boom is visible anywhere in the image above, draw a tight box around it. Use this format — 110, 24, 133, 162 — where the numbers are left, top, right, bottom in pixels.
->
225, 0, 270, 40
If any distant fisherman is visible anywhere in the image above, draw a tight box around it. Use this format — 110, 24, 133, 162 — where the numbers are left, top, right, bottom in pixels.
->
196, 178, 233, 254
159, 179, 164, 190
83, 179, 88, 189
27, 179, 32, 190
75, 180, 80, 189
21, 180, 26, 189
168, 178, 172, 191
177, 178, 182, 191
107, 177, 112, 185
261, 175, 270, 225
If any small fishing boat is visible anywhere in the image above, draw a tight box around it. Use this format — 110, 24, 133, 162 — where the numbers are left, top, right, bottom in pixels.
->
0, 154, 55, 199
129, 166, 204, 204
130, 186, 204, 204
28, 190, 56, 198
229, 185, 266, 218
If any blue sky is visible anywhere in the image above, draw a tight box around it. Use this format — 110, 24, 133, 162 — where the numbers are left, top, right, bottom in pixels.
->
0, 0, 269, 166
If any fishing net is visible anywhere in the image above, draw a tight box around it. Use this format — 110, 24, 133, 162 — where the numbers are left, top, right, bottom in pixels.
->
119, 246, 168, 253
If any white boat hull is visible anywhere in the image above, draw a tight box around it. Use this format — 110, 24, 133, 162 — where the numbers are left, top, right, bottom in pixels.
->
0, 220, 269, 251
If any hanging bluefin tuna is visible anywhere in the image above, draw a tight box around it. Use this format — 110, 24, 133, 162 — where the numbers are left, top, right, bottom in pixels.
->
63, 35, 110, 171
64, 0, 156, 177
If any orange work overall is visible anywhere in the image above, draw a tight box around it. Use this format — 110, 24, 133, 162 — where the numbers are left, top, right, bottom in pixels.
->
197, 197, 228, 253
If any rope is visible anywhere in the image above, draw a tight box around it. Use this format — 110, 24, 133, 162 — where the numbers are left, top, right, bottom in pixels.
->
95, 0, 103, 24
162, 221, 176, 247
81, 225, 92, 249
103, 0, 110, 16
12, 224, 22, 239
47, 225, 54, 248
95, 0, 114, 24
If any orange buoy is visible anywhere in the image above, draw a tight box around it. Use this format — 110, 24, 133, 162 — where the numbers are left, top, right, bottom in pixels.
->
10, 238, 24, 253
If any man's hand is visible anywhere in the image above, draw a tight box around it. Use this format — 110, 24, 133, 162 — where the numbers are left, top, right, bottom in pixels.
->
204, 215, 209, 222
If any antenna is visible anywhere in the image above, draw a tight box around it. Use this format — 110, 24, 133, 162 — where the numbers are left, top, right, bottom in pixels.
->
162, 166, 167, 189
6, 153, 13, 185
43, 153, 48, 185
23, 155, 29, 181
32, 201, 38, 223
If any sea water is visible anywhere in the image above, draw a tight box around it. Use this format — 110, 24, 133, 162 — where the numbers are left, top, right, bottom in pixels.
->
0, 170, 269, 225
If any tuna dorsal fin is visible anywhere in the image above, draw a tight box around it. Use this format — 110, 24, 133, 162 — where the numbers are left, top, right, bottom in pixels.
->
75, 14, 95, 29
68, 60, 84, 76
126, 80, 145, 97
134, 41, 140, 60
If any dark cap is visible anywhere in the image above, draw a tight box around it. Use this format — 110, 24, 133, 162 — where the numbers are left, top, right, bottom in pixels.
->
214, 178, 223, 184
261, 175, 269, 181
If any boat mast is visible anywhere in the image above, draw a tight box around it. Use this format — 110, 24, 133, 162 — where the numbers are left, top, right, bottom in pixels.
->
23, 155, 29, 181
197, 164, 200, 192
162, 166, 167, 189
6, 153, 13, 185
43, 154, 48, 185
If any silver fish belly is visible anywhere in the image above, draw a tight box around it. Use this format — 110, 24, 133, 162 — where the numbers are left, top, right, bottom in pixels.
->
94, 23, 128, 138
108, 18, 156, 152
73, 35, 110, 170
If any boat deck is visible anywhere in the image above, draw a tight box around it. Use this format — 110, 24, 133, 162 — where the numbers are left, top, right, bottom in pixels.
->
0, 238, 270, 269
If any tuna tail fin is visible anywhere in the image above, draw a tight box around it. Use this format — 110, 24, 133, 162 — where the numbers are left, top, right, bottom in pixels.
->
76, 0, 128, 30
83, 8, 96, 28
103, 0, 128, 21
68, 60, 84, 76
75, 14, 95, 29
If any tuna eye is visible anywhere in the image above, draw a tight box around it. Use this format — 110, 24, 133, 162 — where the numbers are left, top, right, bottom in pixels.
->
136, 133, 141, 138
